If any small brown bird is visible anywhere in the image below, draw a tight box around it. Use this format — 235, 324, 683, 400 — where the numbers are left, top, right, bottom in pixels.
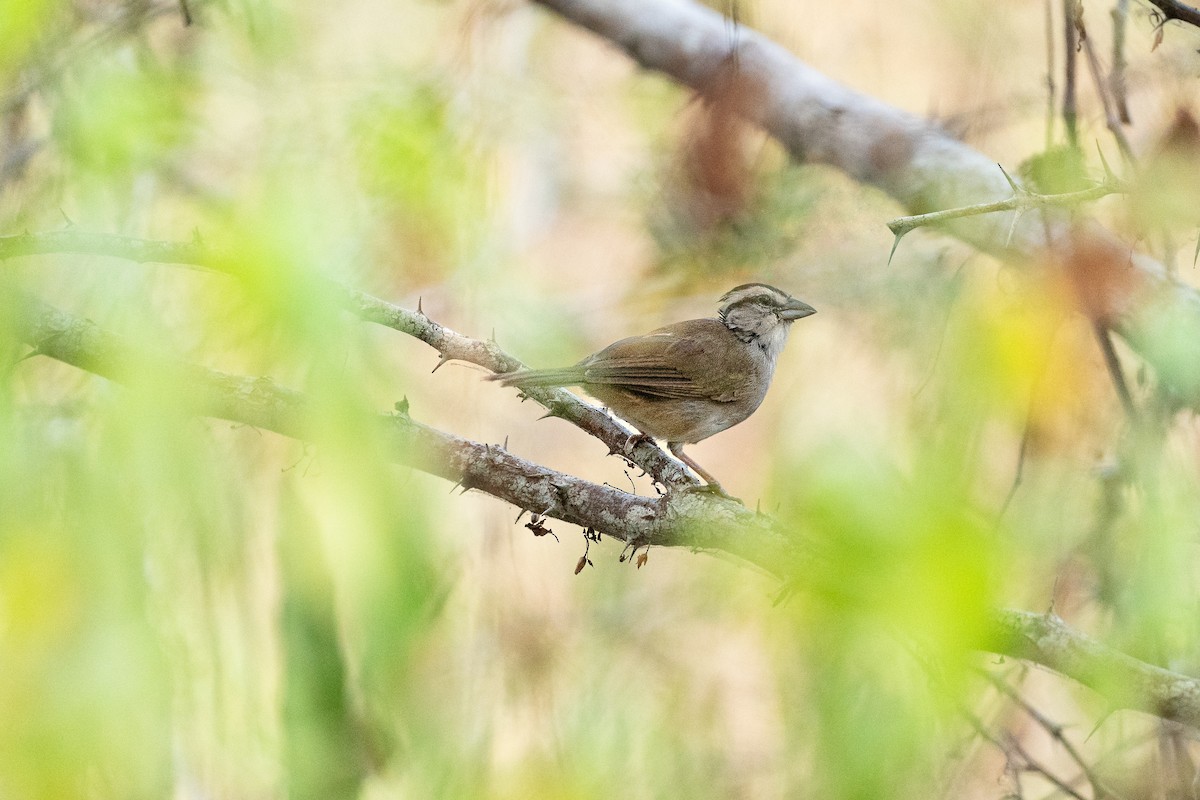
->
493, 283, 815, 495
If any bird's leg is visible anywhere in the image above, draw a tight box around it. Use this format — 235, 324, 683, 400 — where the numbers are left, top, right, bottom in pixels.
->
667, 442, 740, 502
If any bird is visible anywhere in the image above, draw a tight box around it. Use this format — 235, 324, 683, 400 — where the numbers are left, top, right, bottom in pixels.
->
491, 283, 815, 496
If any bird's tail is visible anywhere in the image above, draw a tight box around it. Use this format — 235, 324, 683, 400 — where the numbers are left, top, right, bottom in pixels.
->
489, 367, 586, 388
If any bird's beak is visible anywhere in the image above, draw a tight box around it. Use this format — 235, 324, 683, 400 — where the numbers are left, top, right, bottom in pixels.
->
779, 298, 816, 321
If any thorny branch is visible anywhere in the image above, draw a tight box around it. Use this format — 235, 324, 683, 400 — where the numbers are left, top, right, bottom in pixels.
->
886, 168, 1127, 258
3, 285, 785, 569
0, 230, 697, 491
992, 609, 1200, 729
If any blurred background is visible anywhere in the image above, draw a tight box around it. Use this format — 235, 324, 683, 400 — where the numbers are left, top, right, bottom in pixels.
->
2, 0, 1200, 797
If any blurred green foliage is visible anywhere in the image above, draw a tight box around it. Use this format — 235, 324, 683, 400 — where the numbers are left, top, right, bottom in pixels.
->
53, 56, 194, 180
3, 1, 1200, 799
351, 82, 488, 278
647, 153, 820, 283
0, 0, 62, 81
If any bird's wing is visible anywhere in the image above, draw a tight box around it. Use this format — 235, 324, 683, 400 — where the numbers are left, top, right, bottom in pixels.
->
579, 319, 756, 401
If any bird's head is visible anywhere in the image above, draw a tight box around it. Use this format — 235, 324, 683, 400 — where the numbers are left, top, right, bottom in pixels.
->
718, 283, 816, 345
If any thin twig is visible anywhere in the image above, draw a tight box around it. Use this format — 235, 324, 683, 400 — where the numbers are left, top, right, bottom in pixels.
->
1046, 0, 1058, 149
980, 668, 1130, 800
1000, 412, 1034, 520
1064, 0, 1081, 149
1093, 320, 1137, 421
913, 257, 969, 399
1144, 0, 1200, 29
960, 706, 1091, 800
1079, 26, 1134, 160
887, 170, 1126, 248
1110, 0, 1131, 125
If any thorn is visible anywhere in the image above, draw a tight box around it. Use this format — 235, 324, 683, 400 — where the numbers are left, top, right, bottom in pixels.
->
1084, 708, 1117, 742
537, 411, 556, 421
1004, 208, 1026, 249
490, 328, 496, 343
772, 581, 795, 607
503, 435, 509, 449
1095, 143, 1116, 181
431, 354, 452, 373
514, 508, 528, 524
997, 163, 1022, 195
887, 229, 907, 266
448, 480, 462, 494
1193, 231, 1199, 268
59, 208, 75, 228
417, 296, 424, 315
16, 346, 41, 364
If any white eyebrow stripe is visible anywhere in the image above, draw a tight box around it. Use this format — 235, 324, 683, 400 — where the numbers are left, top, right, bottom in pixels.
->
722, 288, 788, 306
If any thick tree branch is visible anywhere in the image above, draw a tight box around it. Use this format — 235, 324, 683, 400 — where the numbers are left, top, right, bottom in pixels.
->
992, 609, 1200, 728
0, 230, 696, 490
529, 0, 1062, 254
529, 0, 1200, 404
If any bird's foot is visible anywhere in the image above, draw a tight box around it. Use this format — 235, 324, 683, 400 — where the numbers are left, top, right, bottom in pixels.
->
622, 432, 655, 456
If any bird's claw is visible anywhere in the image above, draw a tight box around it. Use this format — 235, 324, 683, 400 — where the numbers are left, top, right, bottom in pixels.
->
623, 432, 654, 456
